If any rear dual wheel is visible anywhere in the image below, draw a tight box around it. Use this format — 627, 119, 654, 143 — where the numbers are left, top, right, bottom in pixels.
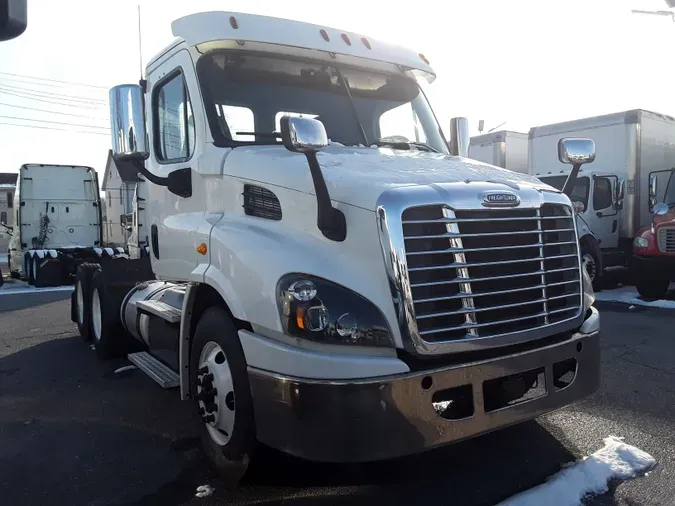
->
90, 270, 132, 360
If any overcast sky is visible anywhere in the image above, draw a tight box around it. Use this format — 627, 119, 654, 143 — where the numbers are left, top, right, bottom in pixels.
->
0, 0, 673, 175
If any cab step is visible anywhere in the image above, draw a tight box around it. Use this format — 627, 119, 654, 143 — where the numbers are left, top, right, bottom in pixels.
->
127, 351, 179, 388
136, 299, 182, 324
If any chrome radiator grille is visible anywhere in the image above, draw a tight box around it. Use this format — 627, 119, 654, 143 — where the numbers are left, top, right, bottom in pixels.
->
658, 227, 675, 253
402, 204, 582, 343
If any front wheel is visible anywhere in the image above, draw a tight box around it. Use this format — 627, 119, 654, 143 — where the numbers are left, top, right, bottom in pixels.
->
190, 307, 256, 484
580, 245, 602, 289
636, 277, 670, 300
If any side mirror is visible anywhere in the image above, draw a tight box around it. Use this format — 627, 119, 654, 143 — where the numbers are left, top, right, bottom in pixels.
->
280, 116, 328, 153
558, 138, 596, 165
280, 115, 346, 242
449, 117, 470, 157
573, 201, 585, 214
110, 84, 149, 161
0, 0, 27, 42
649, 174, 658, 199
653, 202, 669, 216
558, 138, 595, 197
615, 179, 626, 201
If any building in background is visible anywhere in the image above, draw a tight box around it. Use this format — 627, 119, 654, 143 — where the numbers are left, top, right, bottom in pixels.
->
0, 173, 18, 252
101, 150, 140, 247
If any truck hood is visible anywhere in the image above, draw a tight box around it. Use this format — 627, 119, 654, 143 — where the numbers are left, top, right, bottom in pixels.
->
221, 145, 552, 211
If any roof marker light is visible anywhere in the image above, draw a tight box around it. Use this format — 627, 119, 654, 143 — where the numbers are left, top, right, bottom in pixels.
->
320, 29, 330, 42
341, 33, 352, 46
419, 53, 430, 64
229, 16, 239, 29
361, 37, 372, 49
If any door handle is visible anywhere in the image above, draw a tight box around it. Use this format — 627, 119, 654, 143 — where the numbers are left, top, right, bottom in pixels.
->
596, 212, 603, 217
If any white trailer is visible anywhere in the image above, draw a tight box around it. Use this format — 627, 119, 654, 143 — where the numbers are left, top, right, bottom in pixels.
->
72, 11, 600, 482
469, 130, 529, 173
529, 109, 675, 284
7, 164, 124, 286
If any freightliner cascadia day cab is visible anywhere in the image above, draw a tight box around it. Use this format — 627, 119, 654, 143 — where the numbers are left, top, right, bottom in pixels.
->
529, 110, 675, 286
72, 11, 601, 481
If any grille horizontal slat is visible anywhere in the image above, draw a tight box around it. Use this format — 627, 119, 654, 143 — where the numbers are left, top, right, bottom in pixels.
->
405, 241, 578, 256
658, 227, 675, 253
410, 266, 578, 288
402, 203, 581, 344
408, 253, 578, 272
403, 215, 577, 224
413, 279, 579, 303
418, 306, 579, 336
405, 228, 575, 240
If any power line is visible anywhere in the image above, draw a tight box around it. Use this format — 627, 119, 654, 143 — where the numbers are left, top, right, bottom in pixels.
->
0, 101, 109, 121
0, 75, 109, 93
0, 121, 109, 135
0, 89, 105, 110
0, 71, 108, 89
0, 84, 107, 105
0, 114, 109, 130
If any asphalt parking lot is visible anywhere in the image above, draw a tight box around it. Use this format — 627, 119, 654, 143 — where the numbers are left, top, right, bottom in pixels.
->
0, 292, 673, 506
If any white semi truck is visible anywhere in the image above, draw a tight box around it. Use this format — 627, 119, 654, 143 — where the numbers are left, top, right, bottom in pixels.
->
5, 163, 126, 286
529, 109, 675, 286
73, 11, 600, 481
469, 130, 529, 174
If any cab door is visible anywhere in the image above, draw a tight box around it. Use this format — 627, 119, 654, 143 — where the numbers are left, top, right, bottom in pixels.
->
591, 175, 619, 249
145, 49, 207, 281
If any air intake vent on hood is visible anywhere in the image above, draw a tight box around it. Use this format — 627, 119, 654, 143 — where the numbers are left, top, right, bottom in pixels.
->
243, 185, 282, 221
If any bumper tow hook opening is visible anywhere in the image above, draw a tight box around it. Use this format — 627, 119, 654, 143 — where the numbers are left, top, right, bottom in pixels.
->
553, 358, 578, 391
431, 385, 474, 420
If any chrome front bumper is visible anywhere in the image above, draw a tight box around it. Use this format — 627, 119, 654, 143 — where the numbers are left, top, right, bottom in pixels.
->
248, 308, 600, 462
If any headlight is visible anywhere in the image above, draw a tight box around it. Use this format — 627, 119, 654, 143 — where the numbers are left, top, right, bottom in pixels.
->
633, 236, 649, 249
277, 274, 394, 348
582, 266, 595, 312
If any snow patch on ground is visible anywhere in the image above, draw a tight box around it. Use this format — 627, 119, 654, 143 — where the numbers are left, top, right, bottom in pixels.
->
195, 484, 215, 498
497, 436, 655, 506
595, 285, 675, 309
0, 284, 74, 296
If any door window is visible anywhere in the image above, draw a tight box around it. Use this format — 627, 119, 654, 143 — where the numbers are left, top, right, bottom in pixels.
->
153, 71, 195, 162
593, 177, 613, 210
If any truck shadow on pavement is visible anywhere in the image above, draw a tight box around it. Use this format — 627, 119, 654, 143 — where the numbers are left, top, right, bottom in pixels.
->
0, 334, 579, 506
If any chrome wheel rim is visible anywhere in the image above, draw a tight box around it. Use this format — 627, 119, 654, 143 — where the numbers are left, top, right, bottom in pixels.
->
77, 281, 84, 325
198, 341, 235, 446
582, 253, 596, 282
92, 288, 102, 342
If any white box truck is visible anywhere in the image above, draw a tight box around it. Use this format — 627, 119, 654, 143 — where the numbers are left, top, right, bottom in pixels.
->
469, 130, 529, 174
71, 11, 600, 482
529, 109, 675, 285
7, 164, 125, 286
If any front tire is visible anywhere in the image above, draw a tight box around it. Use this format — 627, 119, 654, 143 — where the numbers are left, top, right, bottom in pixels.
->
636, 277, 670, 300
580, 244, 602, 289
190, 307, 256, 484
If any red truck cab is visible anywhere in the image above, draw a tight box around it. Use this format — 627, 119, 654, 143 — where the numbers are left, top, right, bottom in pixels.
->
632, 169, 675, 299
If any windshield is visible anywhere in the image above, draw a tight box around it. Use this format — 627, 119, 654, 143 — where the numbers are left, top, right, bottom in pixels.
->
665, 172, 675, 206
539, 175, 590, 207
197, 52, 449, 153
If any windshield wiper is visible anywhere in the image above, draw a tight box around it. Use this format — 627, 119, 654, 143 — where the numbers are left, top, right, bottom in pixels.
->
375, 139, 438, 153
235, 131, 280, 138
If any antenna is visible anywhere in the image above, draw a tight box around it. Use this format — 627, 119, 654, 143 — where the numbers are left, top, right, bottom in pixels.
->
488, 121, 507, 133
137, 5, 143, 78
